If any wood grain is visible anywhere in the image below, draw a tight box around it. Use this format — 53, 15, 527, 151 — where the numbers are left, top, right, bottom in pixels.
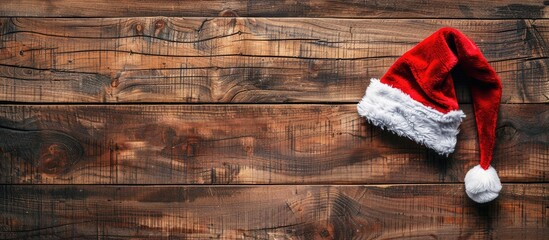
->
0, 3, 547, 238
0, 104, 547, 184
0, 184, 547, 239
1, 18, 548, 103
1, 0, 548, 18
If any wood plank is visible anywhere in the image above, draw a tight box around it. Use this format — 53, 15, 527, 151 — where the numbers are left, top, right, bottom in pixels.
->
1, 0, 548, 18
1, 18, 548, 103
0, 184, 547, 239
0, 104, 547, 184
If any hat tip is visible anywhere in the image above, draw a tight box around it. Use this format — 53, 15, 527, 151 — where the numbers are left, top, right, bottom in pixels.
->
464, 165, 502, 203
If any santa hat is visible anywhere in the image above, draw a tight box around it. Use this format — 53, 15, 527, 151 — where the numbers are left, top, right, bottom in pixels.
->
357, 27, 503, 203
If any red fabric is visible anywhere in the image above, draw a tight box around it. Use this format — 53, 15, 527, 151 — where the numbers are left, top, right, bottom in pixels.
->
380, 27, 502, 169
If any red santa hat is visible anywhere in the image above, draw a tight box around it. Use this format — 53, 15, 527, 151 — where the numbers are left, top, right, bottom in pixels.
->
357, 27, 503, 203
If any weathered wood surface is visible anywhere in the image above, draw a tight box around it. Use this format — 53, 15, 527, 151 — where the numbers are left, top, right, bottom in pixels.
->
0, 184, 547, 239
0, 104, 547, 184
1, 4, 548, 239
1, 18, 548, 103
1, 0, 549, 18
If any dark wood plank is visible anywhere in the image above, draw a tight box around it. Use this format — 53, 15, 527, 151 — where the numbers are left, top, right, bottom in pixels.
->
0, 184, 547, 239
1, 0, 548, 18
1, 18, 548, 103
0, 104, 547, 184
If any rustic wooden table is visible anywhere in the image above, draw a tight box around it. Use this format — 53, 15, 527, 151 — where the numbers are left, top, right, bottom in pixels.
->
0, 1, 548, 239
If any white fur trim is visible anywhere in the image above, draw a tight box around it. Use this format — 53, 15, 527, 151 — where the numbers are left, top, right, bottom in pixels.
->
357, 78, 466, 155
464, 165, 502, 203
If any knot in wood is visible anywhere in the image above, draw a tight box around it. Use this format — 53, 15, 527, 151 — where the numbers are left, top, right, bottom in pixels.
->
111, 78, 120, 88
154, 20, 166, 30
134, 23, 144, 34
319, 229, 330, 238
39, 144, 69, 174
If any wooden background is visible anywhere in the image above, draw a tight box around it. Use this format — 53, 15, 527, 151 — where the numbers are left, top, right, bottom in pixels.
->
0, 1, 548, 239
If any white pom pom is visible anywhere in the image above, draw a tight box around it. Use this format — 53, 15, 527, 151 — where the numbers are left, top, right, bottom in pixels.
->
464, 165, 502, 203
